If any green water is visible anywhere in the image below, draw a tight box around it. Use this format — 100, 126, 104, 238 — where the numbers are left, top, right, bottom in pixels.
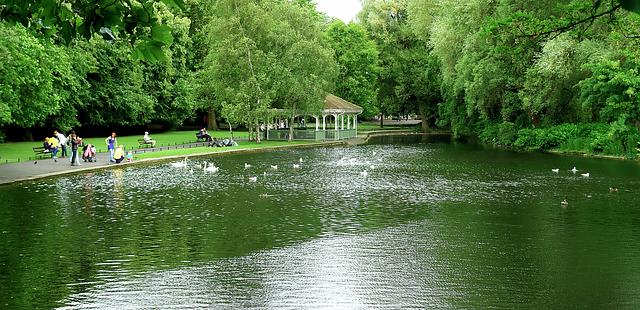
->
1, 134, 640, 308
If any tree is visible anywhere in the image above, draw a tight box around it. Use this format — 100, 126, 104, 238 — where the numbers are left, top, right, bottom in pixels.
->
325, 20, 380, 118
203, 0, 337, 142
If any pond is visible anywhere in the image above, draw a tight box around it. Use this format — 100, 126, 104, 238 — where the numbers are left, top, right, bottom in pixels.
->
1, 134, 640, 308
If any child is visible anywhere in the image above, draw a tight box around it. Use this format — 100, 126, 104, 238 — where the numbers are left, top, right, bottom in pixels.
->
126, 151, 133, 162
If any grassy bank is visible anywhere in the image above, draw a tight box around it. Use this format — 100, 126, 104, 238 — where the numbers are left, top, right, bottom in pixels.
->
133, 140, 322, 160
0, 130, 249, 164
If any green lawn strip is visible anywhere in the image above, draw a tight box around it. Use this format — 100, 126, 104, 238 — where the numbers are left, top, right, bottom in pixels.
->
0, 130, 249, 164
134, 140, 319, 160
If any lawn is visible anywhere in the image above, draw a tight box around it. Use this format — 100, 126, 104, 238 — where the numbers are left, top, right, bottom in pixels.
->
133, 140, 319, 160
0, 130, 249, 164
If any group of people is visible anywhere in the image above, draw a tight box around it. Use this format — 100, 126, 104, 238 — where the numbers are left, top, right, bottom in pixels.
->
196, 128, 213, 142
105, 132, 133, 163
208, 137, 238, 147
42, 130, 85, 166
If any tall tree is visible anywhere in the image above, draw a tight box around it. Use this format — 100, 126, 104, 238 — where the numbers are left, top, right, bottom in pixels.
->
325, 20, 380, 118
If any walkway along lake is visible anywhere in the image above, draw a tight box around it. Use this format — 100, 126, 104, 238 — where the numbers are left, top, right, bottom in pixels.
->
1, 134, 640, 308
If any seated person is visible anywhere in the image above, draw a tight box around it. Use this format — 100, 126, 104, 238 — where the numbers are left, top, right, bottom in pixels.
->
48, 137, 59, 159
83, 144, 97, 162
143, 131, 156, 147
196, 128, 213, 142
113, 145, 125, 163
43, 138, 52, 152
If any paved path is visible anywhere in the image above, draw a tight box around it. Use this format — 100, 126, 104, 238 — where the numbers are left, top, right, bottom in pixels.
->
0, 142, 208, 185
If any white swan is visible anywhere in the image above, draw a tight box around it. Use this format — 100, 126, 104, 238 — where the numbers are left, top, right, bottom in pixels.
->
360, 170, 368, 177
244, 163, 251, 169
248, 176, 257, 182
377, 157, 383, 162
170, 157, 187, 168
370, 164, 375, 170
570, 167, 578, 173
270, 165, 278, 170
292, 164, 300, 169
581, 172, 590, 177
552, 168, 559, 173
299, 157, 303, 163
204, 162, 219, 173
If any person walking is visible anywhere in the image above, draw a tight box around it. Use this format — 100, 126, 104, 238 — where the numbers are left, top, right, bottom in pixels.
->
105, 132, 117, 163
69, 131, 82, 166
54, 130, 67, 158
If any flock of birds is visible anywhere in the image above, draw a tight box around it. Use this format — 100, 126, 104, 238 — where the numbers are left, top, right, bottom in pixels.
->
168, 156, 307, 183
552, 166, 619, 207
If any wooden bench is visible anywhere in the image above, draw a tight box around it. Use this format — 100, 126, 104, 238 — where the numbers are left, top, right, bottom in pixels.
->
137, 139, 154, 148
32, 146, 50, 159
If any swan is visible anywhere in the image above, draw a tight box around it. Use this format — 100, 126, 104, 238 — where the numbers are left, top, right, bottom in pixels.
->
170, 157, 187, 168
244, 163, 251, 169
360, 170, 368, 177
248, 176, 257, 182
204, 162, 219, 173
270, 165, 278, 170
373, 151, 377, 156
370, 165, 375, 170
551, 168, 559, 173
377, 157, 383, 162
299, 158, 303, 163
570, 167, 578, 173
293, 164, 300, 169
263, 171, 267, 177
581, 172, 590, 177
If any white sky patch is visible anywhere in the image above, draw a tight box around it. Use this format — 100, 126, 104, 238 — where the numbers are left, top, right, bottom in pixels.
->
315, 0, 362, 23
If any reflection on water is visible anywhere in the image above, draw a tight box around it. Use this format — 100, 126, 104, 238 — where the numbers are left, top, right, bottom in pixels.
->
1, 134, 640, 308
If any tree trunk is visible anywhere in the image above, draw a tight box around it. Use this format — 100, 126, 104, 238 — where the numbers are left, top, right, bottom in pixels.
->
207, 107, 219, 131
227, 121, 234, 140
256, 124, 261, 143
420, 112, 429, 133
248, 123, 254, 141
289, 106, 296, 142
379, 113, 384, 128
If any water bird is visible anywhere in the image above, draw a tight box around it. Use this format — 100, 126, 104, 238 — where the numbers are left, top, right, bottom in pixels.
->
561, 198, 569, 207
552, 168, 559, 173
263, 171, 267, 177
170, 157, 188, 168
299, 157, 303, 163
581, 172, 590, 177
360, 170, 368, 177
570, 167, 578, 173
204, 162, 219, 173
259, 193, 272, 198
609, 187, 618, 192
244, 163, 251, 169
373, 151, 377, 156
248, 176, 257, 182
293, 164, 301, 169
377, 157, 383, 162
370, 165, 375, 170
270, 165, 278, 170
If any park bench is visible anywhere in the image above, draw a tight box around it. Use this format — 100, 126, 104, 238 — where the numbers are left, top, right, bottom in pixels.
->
137, 138, 154, 148
32, 146, 50, 159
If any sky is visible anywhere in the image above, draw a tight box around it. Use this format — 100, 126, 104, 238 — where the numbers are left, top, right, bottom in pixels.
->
314, 0, 362, 22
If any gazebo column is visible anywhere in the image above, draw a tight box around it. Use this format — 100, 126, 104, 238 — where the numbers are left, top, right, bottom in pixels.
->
340, 114, 344, 130
315, 116, 319, 131
334, 114, 338, 131
347, 115, 351, 129
354, 115, 358, 133
322, 115, 326, 130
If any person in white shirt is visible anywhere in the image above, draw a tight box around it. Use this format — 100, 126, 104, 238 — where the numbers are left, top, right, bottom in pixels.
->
54, 130, 67, 158
143, 131, 156, 147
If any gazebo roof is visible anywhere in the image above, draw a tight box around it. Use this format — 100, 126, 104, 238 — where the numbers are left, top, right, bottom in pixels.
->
323, 94, 363, 114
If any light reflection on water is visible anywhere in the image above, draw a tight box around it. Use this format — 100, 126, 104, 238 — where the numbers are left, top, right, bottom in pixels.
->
2, 135, 640, 308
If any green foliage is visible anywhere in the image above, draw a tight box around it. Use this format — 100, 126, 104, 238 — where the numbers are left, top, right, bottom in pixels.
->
325, 20, 380, 118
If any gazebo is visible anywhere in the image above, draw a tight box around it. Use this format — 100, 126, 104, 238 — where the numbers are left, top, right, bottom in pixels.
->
266, 94, 363, 141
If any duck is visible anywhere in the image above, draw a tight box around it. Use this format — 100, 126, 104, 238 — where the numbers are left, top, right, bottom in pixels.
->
370, 164, 375, 170
244, 163, 251, 169
373, 151, 377, 156
293, 164, 301, 169
259, 193, 271, 198
581, 172, 590, 177
204, 162, 219, 173
299, 157, 303, 163
561, 198, 569, 207
570, 167, 578, 173
263, 171, 267, 177
551, 168, 559, 173
270, 165, 278, 170
248, 176, 257, 182
609, 187, 618, 192
377, 157, 383, 162
360, 170, 369, 177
